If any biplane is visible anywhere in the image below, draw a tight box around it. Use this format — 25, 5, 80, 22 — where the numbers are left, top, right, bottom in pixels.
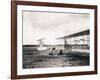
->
37, 38, 47, 50
56, 29, 90, 56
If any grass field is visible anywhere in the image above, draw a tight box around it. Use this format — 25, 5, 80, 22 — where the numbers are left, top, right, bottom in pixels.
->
23, 46, 89, 69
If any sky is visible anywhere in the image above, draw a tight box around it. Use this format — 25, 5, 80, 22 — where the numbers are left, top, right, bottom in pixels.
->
23, 11, 90, 45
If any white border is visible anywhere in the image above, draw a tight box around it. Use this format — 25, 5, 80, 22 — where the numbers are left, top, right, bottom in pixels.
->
17, 5, 94, 75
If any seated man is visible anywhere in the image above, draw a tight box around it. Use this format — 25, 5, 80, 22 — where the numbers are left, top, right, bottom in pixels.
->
49, 48, 56, 55
58, 49, 64, 55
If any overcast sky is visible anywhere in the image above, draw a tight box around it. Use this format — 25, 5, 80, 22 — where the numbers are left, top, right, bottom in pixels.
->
23, 11, 90, 45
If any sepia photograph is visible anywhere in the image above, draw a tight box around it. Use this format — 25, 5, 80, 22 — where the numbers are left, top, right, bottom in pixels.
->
22, 11, 90, 69
11, 1, 97, 79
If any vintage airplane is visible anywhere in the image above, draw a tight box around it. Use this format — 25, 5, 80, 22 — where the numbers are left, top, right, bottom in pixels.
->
37, 38, 47, 50
56, 29, 90, 55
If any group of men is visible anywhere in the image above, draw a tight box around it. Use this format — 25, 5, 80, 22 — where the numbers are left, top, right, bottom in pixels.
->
49, 47, 64, 56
